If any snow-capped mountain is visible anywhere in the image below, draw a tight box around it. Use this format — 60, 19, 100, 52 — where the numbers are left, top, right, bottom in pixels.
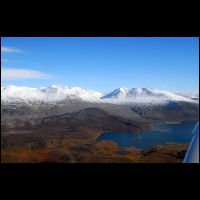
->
1, 85, 198, 104
101, 87, 198, 104
1, 85, 103, 103
1, 85, 199, 130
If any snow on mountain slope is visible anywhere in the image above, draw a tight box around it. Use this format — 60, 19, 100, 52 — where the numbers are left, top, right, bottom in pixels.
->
1, 85, 103, 103
175, 92, 199, 100
101, 87, 198, 104
1, 85, 198, 104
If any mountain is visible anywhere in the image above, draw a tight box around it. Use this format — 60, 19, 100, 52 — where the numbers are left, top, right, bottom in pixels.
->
100, 88, 199, 121
1, 85, 144, 130
101, 87, 198, 104
1, 85, 199, 131
1, 85, 103, 103
2, 85, 198, 104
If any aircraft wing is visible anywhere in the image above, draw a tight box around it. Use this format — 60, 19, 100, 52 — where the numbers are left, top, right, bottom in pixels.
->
183, 122, 199, 163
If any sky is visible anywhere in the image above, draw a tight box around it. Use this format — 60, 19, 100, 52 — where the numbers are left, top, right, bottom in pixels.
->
1, 37, 199, 93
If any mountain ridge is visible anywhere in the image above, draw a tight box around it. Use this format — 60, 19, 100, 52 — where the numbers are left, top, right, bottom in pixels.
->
1, 85, 199, 104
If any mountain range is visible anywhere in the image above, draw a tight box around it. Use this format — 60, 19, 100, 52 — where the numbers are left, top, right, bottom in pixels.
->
1, 85, 199, 104
1, 85, 199, 132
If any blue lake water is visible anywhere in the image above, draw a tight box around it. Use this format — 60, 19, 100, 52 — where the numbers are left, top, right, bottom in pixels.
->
97, 121, 198, 149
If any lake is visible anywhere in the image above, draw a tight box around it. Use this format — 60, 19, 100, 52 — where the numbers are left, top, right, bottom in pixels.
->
97, 121, 198, 149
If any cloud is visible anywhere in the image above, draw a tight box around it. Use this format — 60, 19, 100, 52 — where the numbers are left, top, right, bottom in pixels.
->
1, 46, 23, 53
1, 59, 32, 65
1, 68, 52, 80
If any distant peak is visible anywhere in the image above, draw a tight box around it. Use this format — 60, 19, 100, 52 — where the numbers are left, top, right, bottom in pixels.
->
119, 87, 129, 89
50, 85, 57, 88
116, 87, 129, 92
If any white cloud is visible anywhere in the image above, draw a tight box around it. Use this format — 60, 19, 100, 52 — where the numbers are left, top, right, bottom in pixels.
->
1, 46, 23, 53
1, 68, 52, 80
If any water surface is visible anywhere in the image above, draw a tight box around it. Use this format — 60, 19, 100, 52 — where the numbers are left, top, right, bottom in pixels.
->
98, 121, 197, 149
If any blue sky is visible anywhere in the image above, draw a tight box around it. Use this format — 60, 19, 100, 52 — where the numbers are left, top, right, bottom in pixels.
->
1, 37, 199, 93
